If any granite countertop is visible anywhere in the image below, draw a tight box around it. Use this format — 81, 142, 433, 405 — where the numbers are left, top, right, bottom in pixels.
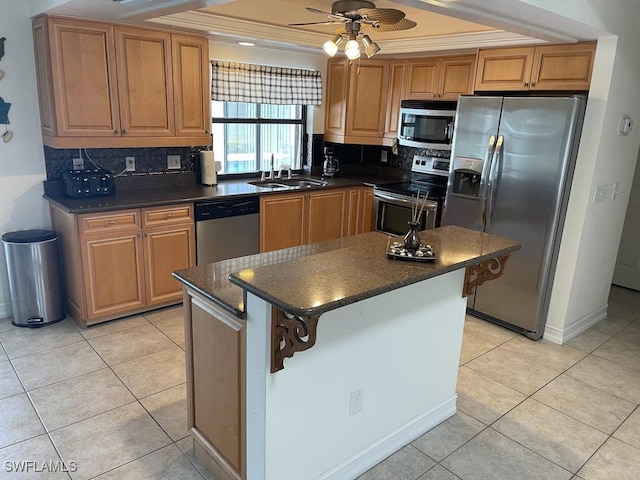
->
173, 225, 520, 319
44, 173, 400, 214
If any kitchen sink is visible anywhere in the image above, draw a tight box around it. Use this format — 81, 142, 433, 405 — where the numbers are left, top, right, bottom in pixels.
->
249, 178, 328, 189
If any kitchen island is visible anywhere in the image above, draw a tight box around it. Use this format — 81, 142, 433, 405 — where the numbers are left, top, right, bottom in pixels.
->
173, 226, 519, 480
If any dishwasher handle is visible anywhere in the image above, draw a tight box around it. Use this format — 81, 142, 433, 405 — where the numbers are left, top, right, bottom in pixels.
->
195, 196, 259, 221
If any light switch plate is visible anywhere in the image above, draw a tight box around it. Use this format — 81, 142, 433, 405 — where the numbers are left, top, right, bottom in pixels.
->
167, 155, 181, 170
593, 184, 608, 203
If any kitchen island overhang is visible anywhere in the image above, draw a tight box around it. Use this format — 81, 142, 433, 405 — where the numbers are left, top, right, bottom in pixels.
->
173, 226, 519, 480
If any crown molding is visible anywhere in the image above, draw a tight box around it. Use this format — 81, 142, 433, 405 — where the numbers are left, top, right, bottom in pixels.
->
149, 10, 542, 55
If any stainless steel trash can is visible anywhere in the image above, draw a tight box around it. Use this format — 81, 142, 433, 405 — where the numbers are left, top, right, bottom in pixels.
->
2, 229, 65, 327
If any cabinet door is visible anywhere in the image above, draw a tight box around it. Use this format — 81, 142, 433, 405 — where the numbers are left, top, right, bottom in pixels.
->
359, 187, 374, 234
81, 231, 146, 320
172, 34, 211, 137
384, 61, 406, 139
324, 59, 349, 137
46, 18, 120, 137
439, 55, 476, 100
260, 193, 307, 252
115, 27, 174, 137
530, 43, 595, 91
143, 223, 195, 306
346, 188, 362, 236
474, 47, 535, 91
346, 60, 389, 139
308, 189, 347, 243
405, 59, 439, 100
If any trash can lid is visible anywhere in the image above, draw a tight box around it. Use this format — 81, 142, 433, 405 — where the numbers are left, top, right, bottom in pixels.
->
2, 229, 57, 243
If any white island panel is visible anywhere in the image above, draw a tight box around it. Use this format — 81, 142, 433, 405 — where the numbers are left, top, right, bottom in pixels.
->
245, 269, 466, 480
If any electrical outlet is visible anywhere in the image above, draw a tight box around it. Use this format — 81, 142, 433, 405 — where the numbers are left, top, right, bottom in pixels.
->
349, 388, 364, 417
125, 157, 136, 172
167, 155, 181, 170
381, 150, 388, 163
72, 157, 84, 170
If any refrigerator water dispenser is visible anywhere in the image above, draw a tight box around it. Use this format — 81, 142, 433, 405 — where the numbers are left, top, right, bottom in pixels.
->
451, 156, 483, 198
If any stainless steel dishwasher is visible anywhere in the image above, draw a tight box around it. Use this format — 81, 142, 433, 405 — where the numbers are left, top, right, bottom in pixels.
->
195, 196, 260, 265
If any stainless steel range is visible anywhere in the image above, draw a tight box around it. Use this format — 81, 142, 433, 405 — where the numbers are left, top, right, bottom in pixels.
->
373, 155, 449, 236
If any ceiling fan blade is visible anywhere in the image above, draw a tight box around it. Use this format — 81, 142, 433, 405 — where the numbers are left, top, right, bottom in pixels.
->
305, 6, 346, 20
358, 8, 405, 24
374, 18, 417, 32
289, 20, 345, 26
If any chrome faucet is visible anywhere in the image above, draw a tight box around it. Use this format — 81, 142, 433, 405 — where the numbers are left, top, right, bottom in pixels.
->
260, 154, 276, 181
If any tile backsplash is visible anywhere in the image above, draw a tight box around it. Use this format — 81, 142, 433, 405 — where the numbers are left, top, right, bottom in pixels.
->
43, 146, 204, 181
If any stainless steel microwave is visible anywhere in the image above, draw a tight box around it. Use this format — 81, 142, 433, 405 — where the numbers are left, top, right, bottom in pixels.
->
398, 100, 457, 150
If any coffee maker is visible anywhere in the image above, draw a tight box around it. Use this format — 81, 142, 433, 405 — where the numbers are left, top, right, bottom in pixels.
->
323, 146, 340, 177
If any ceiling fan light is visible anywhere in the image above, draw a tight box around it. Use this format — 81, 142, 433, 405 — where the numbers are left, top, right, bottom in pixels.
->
322, 35, 343, 57
361, 35, 380, 58
344, 39, 360, 60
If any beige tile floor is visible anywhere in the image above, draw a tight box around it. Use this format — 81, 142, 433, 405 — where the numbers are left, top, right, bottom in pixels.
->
0, 285, 639, 479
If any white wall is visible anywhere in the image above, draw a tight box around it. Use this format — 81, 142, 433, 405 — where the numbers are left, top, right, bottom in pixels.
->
208, 40, 327, 133
0, 0, 50, 318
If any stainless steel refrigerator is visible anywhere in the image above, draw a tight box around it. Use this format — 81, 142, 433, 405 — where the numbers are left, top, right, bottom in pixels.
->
443, 95, 586, 339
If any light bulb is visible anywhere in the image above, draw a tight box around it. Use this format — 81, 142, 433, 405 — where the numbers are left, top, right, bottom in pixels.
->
362, 35, 380, 58
322, 35, 343, 57
344, 39, 360, 60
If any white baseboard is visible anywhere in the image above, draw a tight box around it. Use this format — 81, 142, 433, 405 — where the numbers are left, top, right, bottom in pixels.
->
0, 300, 11, 320
543, 304, 608, 344
317, 397, 457, 480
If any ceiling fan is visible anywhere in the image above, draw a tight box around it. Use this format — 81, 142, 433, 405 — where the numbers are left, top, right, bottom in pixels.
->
289, 1, 417, 59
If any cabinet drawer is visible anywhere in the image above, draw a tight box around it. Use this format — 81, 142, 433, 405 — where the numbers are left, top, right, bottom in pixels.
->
142, 204, 194, 227
78, 209, 140, 236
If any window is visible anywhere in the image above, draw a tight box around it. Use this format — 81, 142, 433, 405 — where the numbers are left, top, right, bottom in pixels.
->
211, 101, 306, 175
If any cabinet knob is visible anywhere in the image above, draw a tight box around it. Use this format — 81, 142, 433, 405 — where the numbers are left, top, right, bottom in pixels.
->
524, 82, 529, 87
122, 129, 127, 135
108, 220, 115, 225
531, 82, 537, 87
166, 213, 173, 219
114, 129, 119, 135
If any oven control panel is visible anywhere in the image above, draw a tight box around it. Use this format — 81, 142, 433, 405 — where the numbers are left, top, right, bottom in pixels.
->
412, 155, 450, 177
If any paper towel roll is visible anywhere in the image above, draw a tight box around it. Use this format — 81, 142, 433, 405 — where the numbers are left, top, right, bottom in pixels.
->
200, 151, 217, 185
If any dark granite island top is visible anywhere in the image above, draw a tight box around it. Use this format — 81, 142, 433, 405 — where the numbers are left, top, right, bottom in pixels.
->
175, 225, 520, 480
173, 225, 520, 319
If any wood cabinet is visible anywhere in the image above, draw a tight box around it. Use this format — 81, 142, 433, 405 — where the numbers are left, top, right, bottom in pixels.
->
32, 16, 210, 148
384, 61, 406, 141
307, 189, 347, 243
259, 192, 307, 252
474, 43, 596, 91
260, 186, 372, 253
51, 203, 195, 327
405, 55, 476, 101
324, 58, 390, 146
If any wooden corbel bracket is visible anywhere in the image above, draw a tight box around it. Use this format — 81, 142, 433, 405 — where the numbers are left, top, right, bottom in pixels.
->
271, 306, 321, 373
463, 254, 511, 297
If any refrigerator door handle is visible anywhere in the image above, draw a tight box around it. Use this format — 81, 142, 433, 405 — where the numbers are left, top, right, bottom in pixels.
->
486, 135, 504, 230
479, 134, 497, 226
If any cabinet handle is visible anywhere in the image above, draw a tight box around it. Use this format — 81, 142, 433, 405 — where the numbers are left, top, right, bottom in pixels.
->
524, 82, 529, 87
108, 220, 115, 225
114, 129, 119, 135
165, 213, 173, 219
531, 82, 536, 87
122, 129, 127, 135
137, 232, 141, 238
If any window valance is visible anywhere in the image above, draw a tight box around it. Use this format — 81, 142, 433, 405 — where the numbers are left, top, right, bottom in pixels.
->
211, 60, 322, 106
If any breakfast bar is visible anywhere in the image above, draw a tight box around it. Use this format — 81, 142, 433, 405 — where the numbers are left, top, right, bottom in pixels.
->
173, 225, 519, 480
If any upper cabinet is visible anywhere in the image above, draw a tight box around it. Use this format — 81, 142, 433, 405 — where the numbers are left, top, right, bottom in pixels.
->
32, 16, 211, 148
324, 58, 390, 146
405, 55, 476, 101
475, 42, 596, 92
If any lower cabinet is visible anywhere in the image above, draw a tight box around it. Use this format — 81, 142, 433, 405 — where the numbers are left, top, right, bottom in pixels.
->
260, 186, 373, 253
51, 203, 195, 327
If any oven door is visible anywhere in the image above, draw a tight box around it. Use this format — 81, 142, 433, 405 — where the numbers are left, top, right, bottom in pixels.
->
373, 191, 438, 236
